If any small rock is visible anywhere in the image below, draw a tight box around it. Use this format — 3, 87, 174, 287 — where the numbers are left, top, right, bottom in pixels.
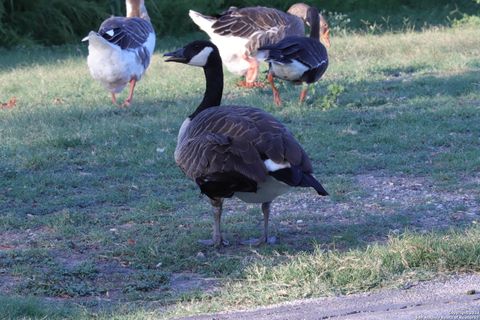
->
196, 252, 205, 259
296, 220, 304, 224
466, 289, 476, 295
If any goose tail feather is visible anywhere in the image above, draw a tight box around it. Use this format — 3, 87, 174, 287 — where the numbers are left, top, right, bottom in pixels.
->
301, 174, 328, 196
189, 10, 216, 31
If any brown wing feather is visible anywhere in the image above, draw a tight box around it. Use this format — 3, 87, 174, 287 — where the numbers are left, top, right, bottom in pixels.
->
176, 106, 313, 183
211, 7, 305, 54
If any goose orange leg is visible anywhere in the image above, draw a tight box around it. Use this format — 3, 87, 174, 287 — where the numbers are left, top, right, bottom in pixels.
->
122, 78, 137, 107
237, 55, 264, 88
267, 72, 282, 106
111, 93, 119, 106
299, 87, 308, 103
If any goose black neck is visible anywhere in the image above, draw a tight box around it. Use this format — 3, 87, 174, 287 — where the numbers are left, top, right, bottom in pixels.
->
189, 52, 224, 119
308, 9, 320, 40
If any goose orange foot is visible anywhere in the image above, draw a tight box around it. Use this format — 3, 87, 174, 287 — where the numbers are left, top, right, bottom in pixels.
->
236, 80, 266, 88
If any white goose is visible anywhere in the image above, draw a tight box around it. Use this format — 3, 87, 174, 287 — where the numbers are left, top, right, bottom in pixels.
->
164, 41, 328, 247
189, 3, 330, 88
82, 0, 155, 107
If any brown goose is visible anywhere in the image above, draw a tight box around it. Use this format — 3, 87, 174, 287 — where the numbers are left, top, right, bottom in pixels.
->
189, 3, 330, 88
164, 40, 328, 247
257, 6, 328, 106
82, 0, 155, 107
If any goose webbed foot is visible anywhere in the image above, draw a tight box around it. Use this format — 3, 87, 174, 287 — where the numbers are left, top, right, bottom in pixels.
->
120, 100, 131, 108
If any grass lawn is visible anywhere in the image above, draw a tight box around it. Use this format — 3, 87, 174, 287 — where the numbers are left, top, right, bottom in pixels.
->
0, 26, 479, 319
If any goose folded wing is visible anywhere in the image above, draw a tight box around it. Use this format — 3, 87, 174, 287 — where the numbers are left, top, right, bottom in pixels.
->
177, 106, 314, 182
295, 40, 328, 69
262, 37, 327, 68
176, 131, 267, 184
99, 17, 154, 50
212, 7, 289, 44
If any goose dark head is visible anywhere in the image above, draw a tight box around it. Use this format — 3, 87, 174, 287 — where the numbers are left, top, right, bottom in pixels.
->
164, 40, 220, 67
164, 40, 223, 116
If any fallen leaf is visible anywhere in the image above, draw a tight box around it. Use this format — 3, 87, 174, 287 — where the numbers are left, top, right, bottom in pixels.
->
1, 97, 16, 109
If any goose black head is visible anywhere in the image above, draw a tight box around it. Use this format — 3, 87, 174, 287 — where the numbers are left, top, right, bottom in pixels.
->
164, 40, 219, 67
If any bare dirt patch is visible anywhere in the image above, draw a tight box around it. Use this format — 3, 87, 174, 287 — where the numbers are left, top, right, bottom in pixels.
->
219, 173, 479, 247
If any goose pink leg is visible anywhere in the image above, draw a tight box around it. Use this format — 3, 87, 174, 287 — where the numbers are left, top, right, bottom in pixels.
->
122, 78, 137, 107
267, 72, 282, 106
237, 55, 265, 88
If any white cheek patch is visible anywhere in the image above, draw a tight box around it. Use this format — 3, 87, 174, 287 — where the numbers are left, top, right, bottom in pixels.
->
189, 47, 213, 67
264, 159, 291, 172
105, 29, 115, 37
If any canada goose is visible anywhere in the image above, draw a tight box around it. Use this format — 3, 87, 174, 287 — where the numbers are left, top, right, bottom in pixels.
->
164, 40, 328, 247
82, 0, 155, 107
188, 3, 330, 88
257, 6, 328, 106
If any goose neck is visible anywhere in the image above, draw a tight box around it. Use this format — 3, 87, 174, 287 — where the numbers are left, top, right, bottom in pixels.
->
190, 56, 223, 119
126, 0, 150, 21
309, 10, 320, 40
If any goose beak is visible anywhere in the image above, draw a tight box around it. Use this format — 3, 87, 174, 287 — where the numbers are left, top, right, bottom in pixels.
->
164, 48, 187, 63
82, 31, 98, 42
321, 28, 331, 48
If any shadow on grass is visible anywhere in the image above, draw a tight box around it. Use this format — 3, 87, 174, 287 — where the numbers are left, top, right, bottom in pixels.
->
1, 48, 480, 318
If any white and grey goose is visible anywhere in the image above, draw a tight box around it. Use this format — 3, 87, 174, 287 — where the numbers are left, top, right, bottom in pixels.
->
257, 6, 329, 106
82, 0, 155, 107
164, 40, 328, 247
189, 3, 330, 88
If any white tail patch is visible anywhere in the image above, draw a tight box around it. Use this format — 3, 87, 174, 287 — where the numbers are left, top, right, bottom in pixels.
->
189, 10, 215, 34
270, 59, 309, 81
189, 46, 214, 67
264, 159, 291, 172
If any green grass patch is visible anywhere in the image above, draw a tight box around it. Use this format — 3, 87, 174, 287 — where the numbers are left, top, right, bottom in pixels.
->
0, 26, 479, 318
170, 226, 480, 317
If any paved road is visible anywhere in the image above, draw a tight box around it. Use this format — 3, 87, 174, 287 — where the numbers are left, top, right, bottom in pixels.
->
178, 274, 480, 320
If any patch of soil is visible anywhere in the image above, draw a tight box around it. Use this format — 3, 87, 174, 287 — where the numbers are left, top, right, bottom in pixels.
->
170, 272, 219, 295
219, 173, 479, 246
1, 173, 478, 308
